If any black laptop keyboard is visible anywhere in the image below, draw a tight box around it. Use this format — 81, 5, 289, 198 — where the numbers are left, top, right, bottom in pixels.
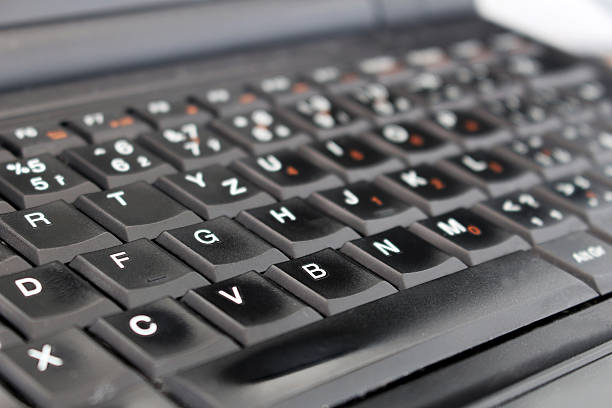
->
0, 29, 611, 408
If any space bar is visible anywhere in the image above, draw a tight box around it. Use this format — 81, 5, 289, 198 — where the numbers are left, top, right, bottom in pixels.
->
166, 250, 596, 408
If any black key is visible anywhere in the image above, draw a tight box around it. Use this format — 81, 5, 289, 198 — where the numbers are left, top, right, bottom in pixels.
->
157, 217, 287, 282
90, 298, 238, 379
0, 123, 85, 158
267, 249, 396, 315
431, 109, 512, 150
192, 85, 268, 117
75, 181, 201, 241
0, 200, 121, 265
405, 46, 453, 72
248, 74, 317, 104
0, 322, 22, 350
337, 82, 423, 125
475, 191, 586, 244
236, 198, 359, 258
183, 271, 321, 345
0, 242, 30, 276
155, 165, 275, 219
496, 135, 589, 180
70, 239, 207, 308
303, 64, 365, 93
537, 232, 612, 294
357, 55, 413, 83
139, 124, 245, 171
62, 138, 175, 188
0, 200, 13, 214
232, 149, 342, 200
0, 262, 118, 338
130, 97, 211, 129
166, 251, 594, 408
0, 328, 142, 408
552, 121, 612, 164
98, 384, 180, 408
300, 135, 403, 182
212, 109, 310, 154
439, 150, 540, 197
404, 72, 471, 108
363, 121, 461, 165
0, 149, 14, 163
309, 181, 425, 235
65, 109, 151, 143
0, 154, 99, 208
410, 208, 529, 266
376, 164, 486, 216
342, 227, 466, 289
279, 94, 370, 140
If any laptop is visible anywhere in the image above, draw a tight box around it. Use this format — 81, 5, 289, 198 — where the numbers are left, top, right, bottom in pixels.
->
0, 1, 611, 407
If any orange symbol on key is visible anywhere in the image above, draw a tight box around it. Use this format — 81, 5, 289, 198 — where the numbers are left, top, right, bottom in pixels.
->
467, 224, 482, 235
46, 130, 68, 140
463, 119, 480, 133
109, 116, 134, 129
286, 166, 299, 176
409, 134, 424, 146
488, 161, 503, 174
292, 82, 310, 94
185, 104, 199, 115
239, 93, 256, 105
349, 149, 364, 161
430, 177, 445, 190
370, 196, 383, 206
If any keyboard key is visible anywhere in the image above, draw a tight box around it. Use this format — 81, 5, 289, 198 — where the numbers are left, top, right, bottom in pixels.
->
475, 191, 586, 245
0, 154, 99, 209
166, 251, 594, 408
90, 298, 238, 379
193, 85, 268, 117
363, 121, 461, 165
0, 262, 118, 338
248, 74, 317, 104
280, 94, 369, 140
267, 249, 396, 315
183, 271, 321, 345
0, 322, 22, 350
157, 217, 287, 282
130, 97, 211, 129
0, 123, 85, 158
357, 55, 412, 83
342, 227, 466, 289
410, 208, 529, 265
405, 46, 453, 71
0, 242, 30, 276
404, 72, 470, 108
376, 164, 486, 216
537, 232, 612, 294
300, 135, 403, 182
309, 181, 425, 235
236, 198, 359, 258
212, 109, 310, 154
0, 329, 141, 407
303, 64, 365, 93
496, 135, 589, 180
0, 200, 121, 265
139, 124, 245, 171
65, 109, 151, 143
62, 138, 175, 188
431, 109, 512, 150
232, 150, 342, 199
70, 239, 207, 308
155, 165, 275, 219
75, 181, 201, 241
0, 200, 13, 214
440, 150, 540, 197
551, 121, 612, 164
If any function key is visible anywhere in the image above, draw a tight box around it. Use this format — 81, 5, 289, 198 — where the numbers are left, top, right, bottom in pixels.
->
440, 150, 540, 197
309, 181, 425, 235
280, 94, 369, 140
249, 74, 317, 104
0, 154, 99, 209
75, 181, 201, 241
0, 263, 118, 338
300, 135, 403, 182
302, 65, 365, 93
475, 191, 585, 244
482, 93, 560, 137
156, 165, 275, 219
90, 298, 237, 379
267, 248, 396, 316
341, 227, 466, 289
410, 208, 529, 266
193, 85, 268, 117
183, 271, 320, 345
551, 122, 612, 164
405, 47, 453, 72
0, 123, 85, 158
139, 123, 245, 171
62, 138, 175, 188
404, 72, 470, 108
496, 135, 589, 180
233, 150, 342, 200
363, 121, 461, 165
236, 198, 359, 258
431, 109, 512, 150
449, 39, 493, 64
130, 97, 211, 129
0, 200, 121, 265
451, 62, 517, 98
376, 164, 486, 216
490, 33, 539, 55
212, 109, 310, 154
65, 109, 151, 143
357, 55, 413, 83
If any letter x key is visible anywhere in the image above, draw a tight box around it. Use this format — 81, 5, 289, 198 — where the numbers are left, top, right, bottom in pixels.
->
27, 344, 63, 372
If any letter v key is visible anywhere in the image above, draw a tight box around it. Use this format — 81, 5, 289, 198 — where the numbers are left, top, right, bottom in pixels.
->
218, 286, 243, 304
